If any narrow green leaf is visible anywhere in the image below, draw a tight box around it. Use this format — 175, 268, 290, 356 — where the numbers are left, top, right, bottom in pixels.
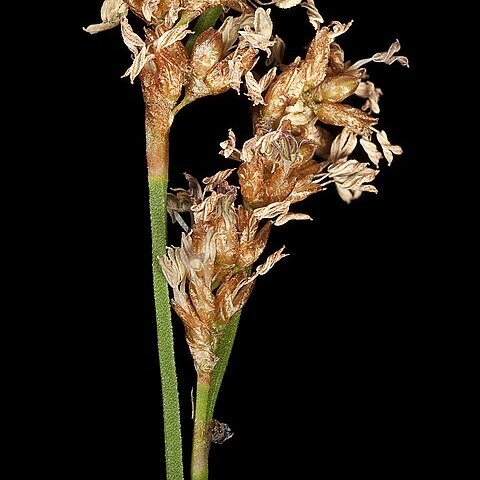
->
206, 311, 242, 423
185, 6, 223, 54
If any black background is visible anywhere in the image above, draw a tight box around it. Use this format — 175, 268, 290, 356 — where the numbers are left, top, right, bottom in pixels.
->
58, 2, 440, 478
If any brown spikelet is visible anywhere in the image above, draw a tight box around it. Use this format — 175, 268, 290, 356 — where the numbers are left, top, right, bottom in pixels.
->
302, 27, 331, 88
205, 45, 258, 96
315, 103, 378, 137
319, 74, 361, 103
191, 28, 224, 77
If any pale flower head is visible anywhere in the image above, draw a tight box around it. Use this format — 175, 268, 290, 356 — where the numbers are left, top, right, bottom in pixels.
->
301, 0, 324, 30
84, 0, 129, 34
349, 39, 409, 71
355, 81, 383, 114
244, 67, 277, 106
239, 8, 275, 56
219, 13, 255, 53
238, 122, 326, 217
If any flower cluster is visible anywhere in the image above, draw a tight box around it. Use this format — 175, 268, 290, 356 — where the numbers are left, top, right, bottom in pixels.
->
86, 1, 272, 129
86, 0, 408, 376
162, 172, 285, 376
239, 20, 408, 206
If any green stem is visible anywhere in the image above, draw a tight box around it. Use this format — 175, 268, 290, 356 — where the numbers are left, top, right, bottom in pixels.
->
146, 120, 183, 479
206, 311, 242, 423
191, 378, 212, 480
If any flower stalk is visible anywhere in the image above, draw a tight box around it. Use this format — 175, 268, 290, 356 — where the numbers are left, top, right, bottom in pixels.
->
191, 377, 212, 480
145, 116, 184, 479
192, 310, 242, 479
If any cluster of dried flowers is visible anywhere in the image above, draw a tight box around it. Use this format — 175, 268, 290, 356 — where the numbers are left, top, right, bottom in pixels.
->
86, 0, 408, 379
